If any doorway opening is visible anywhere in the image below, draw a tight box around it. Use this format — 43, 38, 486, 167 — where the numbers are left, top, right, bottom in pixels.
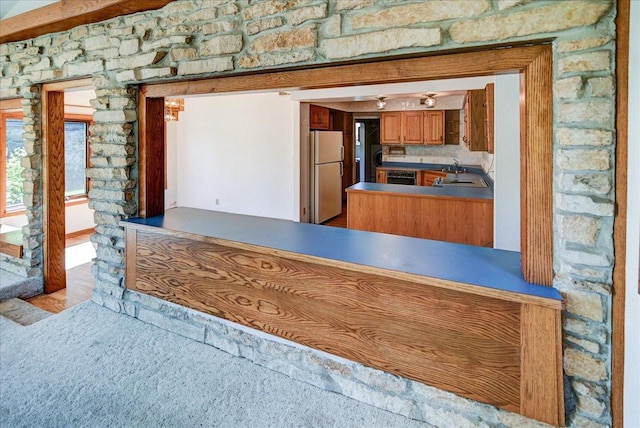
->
36, 80, 96, 310
355, 118, 381, 183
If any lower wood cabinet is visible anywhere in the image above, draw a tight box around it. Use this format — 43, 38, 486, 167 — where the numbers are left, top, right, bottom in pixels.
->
420, 170, 447, 186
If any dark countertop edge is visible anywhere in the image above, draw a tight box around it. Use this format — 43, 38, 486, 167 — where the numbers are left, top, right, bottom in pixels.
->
347, 182, 494, 200
121, 208, 562, 304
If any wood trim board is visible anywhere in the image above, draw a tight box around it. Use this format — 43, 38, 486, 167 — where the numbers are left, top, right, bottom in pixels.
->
42, 89, 66, 294
0, 0, 174, 44
612, 0, 630, 426
138, 44, 554, 285
0, 230, 23, 258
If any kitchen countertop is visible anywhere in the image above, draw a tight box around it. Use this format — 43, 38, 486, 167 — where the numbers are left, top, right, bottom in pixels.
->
379, 162, 493, 189
347, 181, 494, 200
380, 162, 484, 173
121, 207, 561, 302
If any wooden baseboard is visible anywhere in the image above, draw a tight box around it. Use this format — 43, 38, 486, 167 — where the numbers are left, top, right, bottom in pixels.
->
65, 228, 94, 239
0, 230, 23, 258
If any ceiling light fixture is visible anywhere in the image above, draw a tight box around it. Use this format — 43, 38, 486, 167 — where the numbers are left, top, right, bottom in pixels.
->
165, 98, 185, 121
375, 96, 387, 110
423, 93, 436, 109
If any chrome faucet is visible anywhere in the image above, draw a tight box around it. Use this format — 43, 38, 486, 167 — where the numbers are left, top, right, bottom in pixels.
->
453, 158, 461, 174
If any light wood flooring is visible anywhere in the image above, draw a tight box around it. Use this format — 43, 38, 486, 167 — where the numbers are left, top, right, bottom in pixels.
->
26, 230, 95, 314
321, 202, 348, 228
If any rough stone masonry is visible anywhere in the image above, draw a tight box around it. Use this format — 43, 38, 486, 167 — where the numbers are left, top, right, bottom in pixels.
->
0, 1, 618, 426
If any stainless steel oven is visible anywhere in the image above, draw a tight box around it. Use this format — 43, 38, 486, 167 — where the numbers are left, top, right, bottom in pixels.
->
386, 170, 416, 185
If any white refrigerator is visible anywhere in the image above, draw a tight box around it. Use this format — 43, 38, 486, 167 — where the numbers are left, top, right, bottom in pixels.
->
310, 130, 344, 224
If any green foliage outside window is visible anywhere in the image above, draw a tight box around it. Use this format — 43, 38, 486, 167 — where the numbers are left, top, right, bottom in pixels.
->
6, 147, 26, 206
5, 119, 25, 210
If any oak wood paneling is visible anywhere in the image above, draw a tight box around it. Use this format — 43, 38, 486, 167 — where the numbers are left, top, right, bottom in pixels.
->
129, 228, 522, 412
125, 228, 137, 289
138, 97, 165, 218
0, 0, 173, 44
141, 45, 551, 98
347, 190, 493, 247
42, 90, 66, 294
520, 304, 564, 426
520, 48, 553, 285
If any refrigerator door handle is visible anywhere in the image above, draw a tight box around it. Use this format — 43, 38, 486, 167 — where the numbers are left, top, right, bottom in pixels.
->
340, 146, 344, 161
340, 162, 344, 177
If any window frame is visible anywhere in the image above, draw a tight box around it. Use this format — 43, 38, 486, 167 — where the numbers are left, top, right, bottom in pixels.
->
62, 113, 93, 203
0, 110, 26, 217
0, 112, 93, 217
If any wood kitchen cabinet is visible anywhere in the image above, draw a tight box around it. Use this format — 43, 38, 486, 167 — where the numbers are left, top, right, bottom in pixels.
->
484, 83, 495, 154
381, 111, 444, 145
310, 105, 330, 129
463, 89, 487, 151
331, 110, 354, 201
445, 110, 460, 145
424, 111, 444, 145
402, 111, 425, 144
380, 112, 403, 144
376, 169, 387, 183
420, 170, 447, 186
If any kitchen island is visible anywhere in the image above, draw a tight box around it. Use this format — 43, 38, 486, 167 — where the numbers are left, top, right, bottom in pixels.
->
121, 207, 564, 426
346, 182, 493, 246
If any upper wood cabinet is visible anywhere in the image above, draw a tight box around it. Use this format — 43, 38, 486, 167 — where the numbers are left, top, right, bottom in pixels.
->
462, 89, 487, 151
484, 83, 495, 154
310, 105, 330, 129
424, 111, 445, 145
380, 112, 403, 144
381, 111, 444, 145
445, 110, 460, 145
402, 111, 425, 144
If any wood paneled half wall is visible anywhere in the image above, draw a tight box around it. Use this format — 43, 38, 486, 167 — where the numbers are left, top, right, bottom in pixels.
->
122, 208, 564, 425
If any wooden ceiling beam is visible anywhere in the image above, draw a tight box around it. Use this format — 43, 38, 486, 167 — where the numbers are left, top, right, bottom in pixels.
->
0, 0, 174, 44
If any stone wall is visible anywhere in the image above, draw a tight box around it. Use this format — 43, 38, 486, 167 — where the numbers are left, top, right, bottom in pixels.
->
0, 1, 618, 426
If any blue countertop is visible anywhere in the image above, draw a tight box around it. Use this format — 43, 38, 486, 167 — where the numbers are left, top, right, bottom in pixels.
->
347, 181, 494, 200
122, 207, 561, 303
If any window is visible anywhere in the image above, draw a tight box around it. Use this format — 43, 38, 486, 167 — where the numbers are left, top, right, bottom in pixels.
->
63, 119, 90, 199
0, 112, 92, 216
0, 112, 25, 215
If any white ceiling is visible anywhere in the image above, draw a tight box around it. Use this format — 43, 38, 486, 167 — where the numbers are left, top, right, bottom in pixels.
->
289, 76, 496, 103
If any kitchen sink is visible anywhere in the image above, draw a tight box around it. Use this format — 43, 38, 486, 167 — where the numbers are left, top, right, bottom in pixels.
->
434, 176, 488, 188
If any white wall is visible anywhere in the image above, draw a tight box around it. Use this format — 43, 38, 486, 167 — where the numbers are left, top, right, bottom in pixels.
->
65, 203, 94, 233
171, 92, 297, 220
165, 121, 178, 209
624, 2, 640, 425
1, 202, 93, 234
493, 73, 521, 252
